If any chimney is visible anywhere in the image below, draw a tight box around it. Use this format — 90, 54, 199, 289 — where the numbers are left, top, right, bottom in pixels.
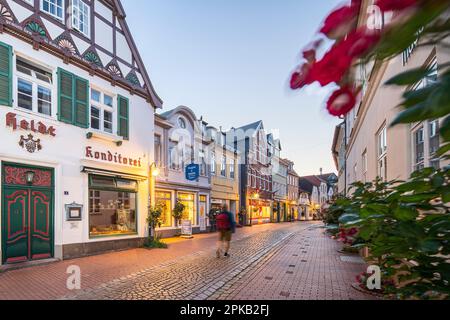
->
320, 168, 323, 176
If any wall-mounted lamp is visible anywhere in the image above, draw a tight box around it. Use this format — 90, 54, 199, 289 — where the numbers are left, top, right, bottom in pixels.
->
150, 163, 161, 178
25, 170, 35, 185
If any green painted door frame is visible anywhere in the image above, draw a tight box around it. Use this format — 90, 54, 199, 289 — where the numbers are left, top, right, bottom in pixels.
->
1, 162, 54, 265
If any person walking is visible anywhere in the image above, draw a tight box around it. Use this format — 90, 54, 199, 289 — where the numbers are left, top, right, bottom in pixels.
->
215, 205, 236, 258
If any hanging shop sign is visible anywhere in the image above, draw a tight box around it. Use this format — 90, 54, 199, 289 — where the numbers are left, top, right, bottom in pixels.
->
6, 112, 56, 136
85, 146, 142, 168
185, 163, 200, 181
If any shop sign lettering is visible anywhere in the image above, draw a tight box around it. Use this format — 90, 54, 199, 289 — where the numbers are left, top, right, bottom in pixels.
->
6, 112, 56, 137
85, 146, 142, 168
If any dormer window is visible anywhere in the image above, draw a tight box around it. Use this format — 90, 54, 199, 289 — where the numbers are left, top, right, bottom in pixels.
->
178, 117, 187, 129
41, 0, 64, 21
72, 0, 90, 38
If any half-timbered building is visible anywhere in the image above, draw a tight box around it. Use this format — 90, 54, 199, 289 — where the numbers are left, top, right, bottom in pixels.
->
0, 0, 162, 265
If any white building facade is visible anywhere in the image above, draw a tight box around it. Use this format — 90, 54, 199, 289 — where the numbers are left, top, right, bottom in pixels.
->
154, 107, 211, 237
0, 0, 162, 265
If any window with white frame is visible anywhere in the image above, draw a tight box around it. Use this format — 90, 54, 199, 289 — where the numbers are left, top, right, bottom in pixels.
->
90, 89, 114, 134
210, 152, 216, 175
72, 0, 90, 37
429, 120, 440, 169
155, 135, 162, 167
413, 126, 425, 171
362, 150, 368, 183
230, 158, 235, 179
410, 58, 441, 171
377, 126, 388, 181
169, 141, 180, 170
41, 0, 64, 21
220, 155, 226, 177
199, 150, 207, 176
16, 58, 53, 116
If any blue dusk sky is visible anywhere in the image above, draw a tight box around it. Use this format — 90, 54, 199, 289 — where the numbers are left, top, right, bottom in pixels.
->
122, 0, 343, 176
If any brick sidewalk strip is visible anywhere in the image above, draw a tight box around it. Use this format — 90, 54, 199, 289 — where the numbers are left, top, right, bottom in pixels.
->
214, 225, 376, 300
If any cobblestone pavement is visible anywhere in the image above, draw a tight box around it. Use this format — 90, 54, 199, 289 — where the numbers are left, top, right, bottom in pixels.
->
0, 223, 284, 300
64, 223, 375, 300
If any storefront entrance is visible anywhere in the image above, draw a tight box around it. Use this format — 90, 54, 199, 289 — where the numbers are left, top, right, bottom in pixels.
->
1, 163, 54, 265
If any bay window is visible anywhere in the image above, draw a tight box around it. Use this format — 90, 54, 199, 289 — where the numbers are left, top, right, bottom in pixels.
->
16, 58, 53, 116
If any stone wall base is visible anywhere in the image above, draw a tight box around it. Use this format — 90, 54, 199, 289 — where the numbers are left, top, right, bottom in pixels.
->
63, 238, 146, 260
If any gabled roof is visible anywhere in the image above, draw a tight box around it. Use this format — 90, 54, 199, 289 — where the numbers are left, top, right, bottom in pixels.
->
158, 106, 199, 124
318, 173, 338, 184
234, 120, 263, 133
0, 0, 163, 108
112, 0, 163, 108
300, 175, 323, 187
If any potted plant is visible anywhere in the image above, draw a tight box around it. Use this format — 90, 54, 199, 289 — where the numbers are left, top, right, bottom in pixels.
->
172, 201, 185, 228
145, 204, 167, 249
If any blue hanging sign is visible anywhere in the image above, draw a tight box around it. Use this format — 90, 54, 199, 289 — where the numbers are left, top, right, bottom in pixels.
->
185, 164, 200, 181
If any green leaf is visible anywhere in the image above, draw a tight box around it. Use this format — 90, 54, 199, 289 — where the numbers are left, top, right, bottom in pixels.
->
401, 84, 437, 108
394, 206, 419, 221
386, 67, 433, 86
440, 115, 450, 142
419, 240, 442, 254
391, 103, 430, 126
338, 214, 360, 224
436, 143, 450, 157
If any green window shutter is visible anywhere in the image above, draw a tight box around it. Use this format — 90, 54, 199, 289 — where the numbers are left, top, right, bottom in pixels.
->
58, 68, 89, 128
0, 41, 13, 106
118, 95, 129, 140
74, 77, 89, 128
58, 68, 74, 124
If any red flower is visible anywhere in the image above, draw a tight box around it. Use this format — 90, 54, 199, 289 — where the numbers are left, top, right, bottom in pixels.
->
302, 39, 323, 63
290, 63, 314, 89
375, 0, 417, 12
326, 87, 358, 117
308, 44, 353, 86
320, 0, 361, 39
343, 29, 381, 58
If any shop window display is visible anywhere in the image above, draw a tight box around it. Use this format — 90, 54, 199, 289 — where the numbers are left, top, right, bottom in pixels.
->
89, 175, 138, 237
178, 193, 196, 225
156, 191, 173, 227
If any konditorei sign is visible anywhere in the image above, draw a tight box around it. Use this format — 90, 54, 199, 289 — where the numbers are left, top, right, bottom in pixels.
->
85, 146, 142, 168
